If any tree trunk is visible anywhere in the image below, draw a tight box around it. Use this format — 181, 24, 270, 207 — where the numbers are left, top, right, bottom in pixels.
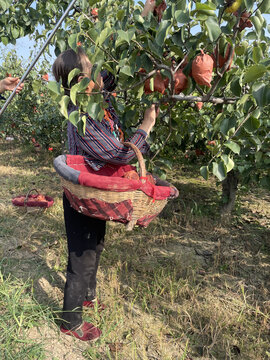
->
221, 170, 239, 216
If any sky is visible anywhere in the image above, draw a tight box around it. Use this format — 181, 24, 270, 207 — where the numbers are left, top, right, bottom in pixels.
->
0, 28, 55, 70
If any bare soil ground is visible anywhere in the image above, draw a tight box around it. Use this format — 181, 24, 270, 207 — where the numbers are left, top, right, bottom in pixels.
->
0, 140, 269, 360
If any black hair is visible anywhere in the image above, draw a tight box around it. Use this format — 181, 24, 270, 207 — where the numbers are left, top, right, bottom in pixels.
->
52, 48, 89, 95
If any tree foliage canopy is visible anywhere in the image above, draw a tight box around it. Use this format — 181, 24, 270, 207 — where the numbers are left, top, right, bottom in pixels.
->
1, 0, 269, 185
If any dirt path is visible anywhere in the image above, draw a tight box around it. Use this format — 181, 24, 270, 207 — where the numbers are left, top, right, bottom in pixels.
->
0, 140, 269, 359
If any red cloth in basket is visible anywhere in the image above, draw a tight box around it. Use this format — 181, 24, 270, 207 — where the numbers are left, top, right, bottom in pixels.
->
63, 155, 171, 228
66, 155, 171, 200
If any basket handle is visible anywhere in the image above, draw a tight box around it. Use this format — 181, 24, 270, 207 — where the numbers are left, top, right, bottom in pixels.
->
123, 142, 146, 182
24, 188, 39, 206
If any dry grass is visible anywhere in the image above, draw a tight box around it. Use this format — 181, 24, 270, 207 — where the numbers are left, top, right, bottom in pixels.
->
0, 139, 269, 360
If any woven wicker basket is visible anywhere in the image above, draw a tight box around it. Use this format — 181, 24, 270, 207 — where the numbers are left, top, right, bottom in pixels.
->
59, 142, 168, 230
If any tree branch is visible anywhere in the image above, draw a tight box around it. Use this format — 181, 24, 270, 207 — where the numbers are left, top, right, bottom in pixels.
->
168, 94, 238, 104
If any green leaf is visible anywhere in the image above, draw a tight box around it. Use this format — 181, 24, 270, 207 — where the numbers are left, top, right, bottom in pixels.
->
212, 161, 227, 181
244, 0, 254, 11
47, 81, 61, 95
77, 77, 90, 91
89, 0, 99, 6
57, 39, 66, 52
70, 77, 90, 105
136, 84, 144, 99
172, 30, 183, 47
77, 116, 87, 136
32, 80, 41, 93
224, 141, 240, 154
70, 84, 78, 105
221, 154, 234, 172
98, 28, 112, 45
79, 0, 88, 11
260, 0, 270, 13
255, 151, 263, 162
252, 46, 263, 63
148, 40, 163, 58
68, 34, 78, 51
251, 15, 262, 35
238, 94, 250, 106
196, 2, 216, 10
244, 116, 260, 132
128, 28, 136, 42
117, 9, 125, 20
91, 59, 104, 81
117, 29, 131, 44
220, 117, 236, 135
68, 68, 81, 87
174, 10, 191, 24
205, 16, 221, 42
176, 0, 186, 10
230, 78, 241, 96
200, 165, 209, 180
1, 36, 9, 45
155, 158, 173, 170
86, 100, 103, 120
136, 53, 153, 73
252, 108, 261, 118
235, 43, 248, 56
243, 64, 267, 83
120, 65, 133, 77
91, 48, 104, 64
88, 29, 99, 42
69, 110, 79, 126
59, 95, 70, 119
252, 83, 270, 107
11, 26, 19, 39
134, 13, 144, 24
0, 0, 8, 11
245, 31, 257, 41
155, 20, 171, 47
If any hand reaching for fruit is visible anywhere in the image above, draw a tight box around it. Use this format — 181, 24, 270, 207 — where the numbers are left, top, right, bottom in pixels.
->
139, 104, 159, 136
141, 0, 156, 17
0, 76, 24, 94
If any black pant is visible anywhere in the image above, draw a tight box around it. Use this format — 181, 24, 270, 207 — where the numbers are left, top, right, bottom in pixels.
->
62, 193, 106, 329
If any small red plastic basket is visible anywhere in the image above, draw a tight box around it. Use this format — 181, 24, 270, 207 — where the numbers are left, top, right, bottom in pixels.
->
12, 188, 54, 208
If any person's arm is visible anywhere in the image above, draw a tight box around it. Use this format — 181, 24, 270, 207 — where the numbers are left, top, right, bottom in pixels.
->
138, 104, 157, 136
76, 119, 149, 165
74, 105, 157, 165
0, 77, 24, 94
141, 0, 156, 17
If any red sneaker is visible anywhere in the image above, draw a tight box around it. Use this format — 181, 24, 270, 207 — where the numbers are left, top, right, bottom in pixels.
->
83, 299, 106, 311
60, 321, 101, 341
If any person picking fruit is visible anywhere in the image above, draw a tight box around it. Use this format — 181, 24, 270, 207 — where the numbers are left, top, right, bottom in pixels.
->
52, 0, 178, 341
52, 48, 165, 342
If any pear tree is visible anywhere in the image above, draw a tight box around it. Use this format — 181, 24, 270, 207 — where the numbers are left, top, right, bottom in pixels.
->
1, 0, 269, 213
